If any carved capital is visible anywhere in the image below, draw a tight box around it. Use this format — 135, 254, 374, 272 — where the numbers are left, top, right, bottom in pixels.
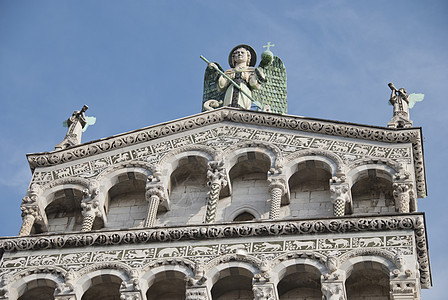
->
186, 287, 209, 300
390, 279, 418, 299
329, 183, 351, 204
80, 198, 101, 232
267, 176, 287, 194
321, 282, 346, 300
19, 205, 42, 236
253, 283, 276, 300
145, 184, 167, 203
330, 182, 351, 217
119, 291, 142, 300
207, 161, 227, 188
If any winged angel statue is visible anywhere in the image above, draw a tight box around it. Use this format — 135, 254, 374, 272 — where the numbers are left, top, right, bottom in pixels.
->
201, 43, 287, 114
387, 82, 424, 128
55, 105, 96, 150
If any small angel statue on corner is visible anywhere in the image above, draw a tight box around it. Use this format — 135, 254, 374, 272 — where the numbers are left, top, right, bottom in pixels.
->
55, 105, 96, 150
387, 82, 424, 129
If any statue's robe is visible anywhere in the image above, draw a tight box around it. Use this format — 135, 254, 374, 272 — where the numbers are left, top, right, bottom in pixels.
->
218, 66, 264, 110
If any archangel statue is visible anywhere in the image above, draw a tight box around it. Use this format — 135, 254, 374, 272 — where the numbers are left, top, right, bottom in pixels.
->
55, 105, 96, 150
201, 43, 287, 114
387, 83, 424, 128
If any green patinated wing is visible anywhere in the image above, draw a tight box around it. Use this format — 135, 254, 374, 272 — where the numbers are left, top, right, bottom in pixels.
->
83, 116, 97, 132
252, 56, 287, 114
409, 93, 424, 109
202, 63, 225, 112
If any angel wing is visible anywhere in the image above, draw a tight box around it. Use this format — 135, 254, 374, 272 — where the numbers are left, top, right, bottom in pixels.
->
202, 62, 225, 112
82, 116, 96, 132
408, 93, 424, 109
252, 56, 287, 114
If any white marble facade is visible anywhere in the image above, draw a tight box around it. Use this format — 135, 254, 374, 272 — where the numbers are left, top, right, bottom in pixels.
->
0, 107, 430, 299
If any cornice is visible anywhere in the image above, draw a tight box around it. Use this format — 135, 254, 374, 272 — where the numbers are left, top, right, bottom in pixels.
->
0, 214, 431, 288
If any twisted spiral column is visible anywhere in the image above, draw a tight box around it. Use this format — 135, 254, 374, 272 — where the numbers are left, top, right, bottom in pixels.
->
205, 161, 227, 224
268, 177, 287, 220
145, 194, 161, 227
205, 182, 222, 223
144, 184, 167, 227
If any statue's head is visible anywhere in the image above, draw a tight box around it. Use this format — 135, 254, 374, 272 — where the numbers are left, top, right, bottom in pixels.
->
228, 44, 257, 67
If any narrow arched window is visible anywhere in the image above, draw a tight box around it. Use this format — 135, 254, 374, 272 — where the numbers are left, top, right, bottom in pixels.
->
233, 212, 255, 221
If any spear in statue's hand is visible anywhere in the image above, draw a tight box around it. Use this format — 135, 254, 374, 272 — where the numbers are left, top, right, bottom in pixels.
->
200, 55, 263, 109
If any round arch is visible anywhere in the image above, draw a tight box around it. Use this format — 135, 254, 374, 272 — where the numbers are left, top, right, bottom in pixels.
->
282, 152, 339, 180
73, 268, 129, 299
205, 260, 260, 300
220, 142, 279, 172
158, 145, 216, 175
346, 163, 396, 187
9, 272, 63, 300
140, 264, 195, 295
270, 257, 328, 285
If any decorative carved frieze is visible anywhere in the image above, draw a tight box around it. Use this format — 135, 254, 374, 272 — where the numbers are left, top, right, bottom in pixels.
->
0, 214, 431, 289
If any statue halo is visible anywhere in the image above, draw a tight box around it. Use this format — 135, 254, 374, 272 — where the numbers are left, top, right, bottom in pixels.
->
228, 44, 257, 68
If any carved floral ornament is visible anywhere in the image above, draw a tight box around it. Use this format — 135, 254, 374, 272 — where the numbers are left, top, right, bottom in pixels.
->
0, 214, 431, 288
26, 108, 426, 197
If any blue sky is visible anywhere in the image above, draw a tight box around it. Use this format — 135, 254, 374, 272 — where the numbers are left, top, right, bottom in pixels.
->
0, 1, 447, 297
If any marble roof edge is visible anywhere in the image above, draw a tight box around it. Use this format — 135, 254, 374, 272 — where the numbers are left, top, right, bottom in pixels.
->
25, 108, 425, 197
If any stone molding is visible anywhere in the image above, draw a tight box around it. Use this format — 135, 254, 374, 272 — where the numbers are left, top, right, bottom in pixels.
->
25, 108, 426, 197
0, 214, 430, 288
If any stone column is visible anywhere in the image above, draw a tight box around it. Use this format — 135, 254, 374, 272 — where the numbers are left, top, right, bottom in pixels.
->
144, 184, 167, 227
205, 161, 227, 224
253, 283, 277, 300
18, 184, 44, 236
329, 176, 351, 217
393, 182, 414, 213
18, 205, 41, 236
80, 187, 102, 232
321, 258, 346, 300
267, 177, 287, 220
